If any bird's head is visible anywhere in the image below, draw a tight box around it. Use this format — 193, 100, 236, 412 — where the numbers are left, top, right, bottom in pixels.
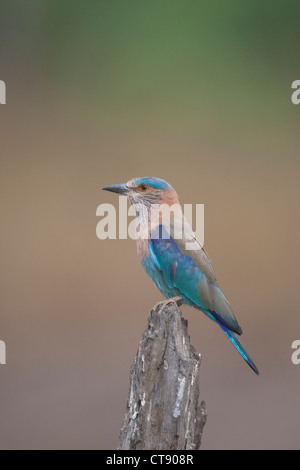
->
102, 177, 178, 207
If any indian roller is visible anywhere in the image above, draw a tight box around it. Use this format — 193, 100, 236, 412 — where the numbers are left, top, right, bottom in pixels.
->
103, 177, 259, 375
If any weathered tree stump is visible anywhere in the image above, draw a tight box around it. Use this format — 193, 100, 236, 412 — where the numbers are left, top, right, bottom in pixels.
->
118, 300, 207, 450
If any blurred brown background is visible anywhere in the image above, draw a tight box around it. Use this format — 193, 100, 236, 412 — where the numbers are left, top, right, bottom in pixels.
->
0, 1, 300, 449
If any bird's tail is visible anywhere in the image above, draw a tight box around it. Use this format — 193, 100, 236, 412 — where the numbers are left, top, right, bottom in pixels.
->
217, 322, 259, 375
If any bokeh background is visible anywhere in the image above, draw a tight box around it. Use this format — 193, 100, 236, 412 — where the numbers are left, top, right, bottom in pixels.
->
0, 1, 300, 449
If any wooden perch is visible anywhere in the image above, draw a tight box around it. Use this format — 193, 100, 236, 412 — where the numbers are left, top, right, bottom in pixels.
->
118, 300, 207, 450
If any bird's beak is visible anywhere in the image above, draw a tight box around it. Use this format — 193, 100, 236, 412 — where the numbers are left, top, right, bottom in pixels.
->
102, 183, 129, 195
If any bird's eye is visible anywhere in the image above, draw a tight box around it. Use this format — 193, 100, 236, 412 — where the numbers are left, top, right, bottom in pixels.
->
139, 184, 148, 191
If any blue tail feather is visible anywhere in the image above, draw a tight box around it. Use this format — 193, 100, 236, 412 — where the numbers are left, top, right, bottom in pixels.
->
217, 322, 259, 375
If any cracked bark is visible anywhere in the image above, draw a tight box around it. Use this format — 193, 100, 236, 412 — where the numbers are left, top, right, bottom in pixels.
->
118, 301, 207, 450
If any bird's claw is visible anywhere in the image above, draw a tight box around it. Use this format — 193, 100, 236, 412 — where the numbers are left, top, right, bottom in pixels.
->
154, 296, 184, 315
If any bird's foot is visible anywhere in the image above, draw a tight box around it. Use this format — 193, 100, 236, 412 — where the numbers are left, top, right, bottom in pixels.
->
154, 296, 184, 315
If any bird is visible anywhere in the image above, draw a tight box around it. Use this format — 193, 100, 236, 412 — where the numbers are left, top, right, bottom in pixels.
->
103, 176, 259, 375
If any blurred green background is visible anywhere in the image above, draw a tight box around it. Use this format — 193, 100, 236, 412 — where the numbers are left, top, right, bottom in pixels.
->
0, 1, 300, 449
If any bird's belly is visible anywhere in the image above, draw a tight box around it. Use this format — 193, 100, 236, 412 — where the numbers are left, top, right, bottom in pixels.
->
141, 253, 181, 299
